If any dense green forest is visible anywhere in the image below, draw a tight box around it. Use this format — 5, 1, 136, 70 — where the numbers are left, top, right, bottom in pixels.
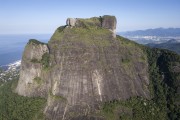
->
0, 78, 46, 120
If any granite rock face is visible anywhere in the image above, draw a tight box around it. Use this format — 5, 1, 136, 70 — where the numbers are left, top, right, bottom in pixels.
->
45, 27, 149, 119
15, 40, 50, 97
16, 16, 150, 120
66, 18, 76, 27
102, 15, 117, 37
102, 15, 117, 30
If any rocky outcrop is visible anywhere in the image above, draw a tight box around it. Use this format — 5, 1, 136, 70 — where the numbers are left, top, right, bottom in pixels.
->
66, 15, 117, 38
16, 16, 150, 119
15, 39, 50, 97
66, 18, 76, 27
102, 15, 116, 30
102, 15, 117, 38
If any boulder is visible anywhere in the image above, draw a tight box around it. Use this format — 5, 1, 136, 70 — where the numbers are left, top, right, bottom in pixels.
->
102, 15, 117, 30
102, 15, 117, 38
66, 18, 76, 27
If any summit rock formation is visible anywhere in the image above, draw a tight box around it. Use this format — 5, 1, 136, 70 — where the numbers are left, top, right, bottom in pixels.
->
15, 15, 175, 120
66, 15, 117, 38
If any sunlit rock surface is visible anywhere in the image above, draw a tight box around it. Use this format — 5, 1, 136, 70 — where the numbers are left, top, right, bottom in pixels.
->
16, 15, 150, 120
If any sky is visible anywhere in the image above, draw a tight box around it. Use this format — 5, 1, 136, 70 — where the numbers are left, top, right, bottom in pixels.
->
0, 0, 180, 34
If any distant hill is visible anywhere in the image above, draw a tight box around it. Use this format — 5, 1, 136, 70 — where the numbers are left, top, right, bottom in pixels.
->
119, 28, 180, 37
147, 39, 180, 54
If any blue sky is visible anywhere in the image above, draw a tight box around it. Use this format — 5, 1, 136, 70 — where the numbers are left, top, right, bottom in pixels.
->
0, 0, 180, 34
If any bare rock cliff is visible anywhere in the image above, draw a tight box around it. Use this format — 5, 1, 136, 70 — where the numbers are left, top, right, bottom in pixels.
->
15, 15, 150, 120
15, 39, 50, 97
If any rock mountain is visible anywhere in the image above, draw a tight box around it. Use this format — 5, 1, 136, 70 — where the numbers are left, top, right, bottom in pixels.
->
15, 15, 180, 120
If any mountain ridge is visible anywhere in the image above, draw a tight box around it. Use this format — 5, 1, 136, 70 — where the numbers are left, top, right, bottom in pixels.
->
119, 28, 180, 37
147, 39, 180, 54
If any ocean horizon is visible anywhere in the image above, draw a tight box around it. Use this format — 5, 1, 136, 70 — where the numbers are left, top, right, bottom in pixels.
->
0, 34, 51, 66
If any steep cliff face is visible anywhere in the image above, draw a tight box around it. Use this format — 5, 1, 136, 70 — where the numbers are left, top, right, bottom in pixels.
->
16, 16, 150, 119
15, 39, 50, 97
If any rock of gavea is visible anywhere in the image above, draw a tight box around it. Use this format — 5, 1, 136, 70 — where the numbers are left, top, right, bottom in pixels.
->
16, 16, 150, 119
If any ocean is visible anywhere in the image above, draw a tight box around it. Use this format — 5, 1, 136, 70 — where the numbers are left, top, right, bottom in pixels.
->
0, 34, 51, 66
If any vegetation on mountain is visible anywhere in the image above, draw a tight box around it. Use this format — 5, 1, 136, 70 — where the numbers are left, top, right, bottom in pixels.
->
41, 52, 50, 69
28, 39, 46, 45
99, 40, 180, 120
0, 79, 46, 120
147, 40, 180, 54
31, 58, 40, 63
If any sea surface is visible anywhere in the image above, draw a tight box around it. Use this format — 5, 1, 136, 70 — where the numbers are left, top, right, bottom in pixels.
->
0, 34, 51, 66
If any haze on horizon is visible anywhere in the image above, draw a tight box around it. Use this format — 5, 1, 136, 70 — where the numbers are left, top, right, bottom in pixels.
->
0, 0, 180, 34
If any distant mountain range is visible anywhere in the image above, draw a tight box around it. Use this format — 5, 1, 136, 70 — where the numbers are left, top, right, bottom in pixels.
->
119, 28, 180, 37
118, 28, 180, 54
147, 39, 180, 54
